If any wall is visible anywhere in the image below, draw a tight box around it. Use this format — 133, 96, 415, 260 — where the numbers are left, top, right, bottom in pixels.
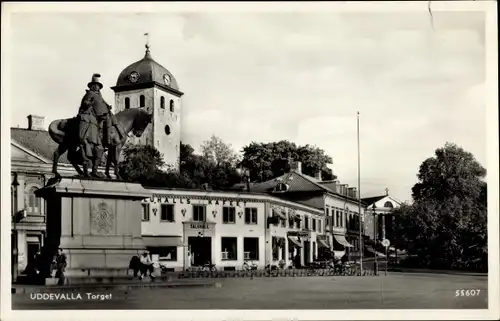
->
152, 87, 181, 169
143, 189, 325, 271
114, 86, 181, 169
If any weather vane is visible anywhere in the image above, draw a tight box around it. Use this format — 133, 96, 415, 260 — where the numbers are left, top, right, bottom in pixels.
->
144, 32, 150, 50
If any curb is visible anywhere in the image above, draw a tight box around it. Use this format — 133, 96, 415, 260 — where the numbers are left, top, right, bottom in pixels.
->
12, 281, 219, 294
387, 268, 488, 277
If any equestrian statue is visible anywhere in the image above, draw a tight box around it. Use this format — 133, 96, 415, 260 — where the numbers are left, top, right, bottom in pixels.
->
49, 73, 152, 180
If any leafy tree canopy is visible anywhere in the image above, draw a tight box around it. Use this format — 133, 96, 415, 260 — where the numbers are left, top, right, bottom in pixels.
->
240, 140, 335, 182
392, 142, 487, 271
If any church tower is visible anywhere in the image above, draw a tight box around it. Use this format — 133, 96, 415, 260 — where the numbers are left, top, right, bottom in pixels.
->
111, 43, 183, 169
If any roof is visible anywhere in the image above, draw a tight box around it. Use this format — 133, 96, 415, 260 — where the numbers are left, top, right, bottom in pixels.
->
250, 170, 362, 203
361, 195, 387, 206
113, 46, 180, 92
11, 128, 70, 164
11, 127, 108, 166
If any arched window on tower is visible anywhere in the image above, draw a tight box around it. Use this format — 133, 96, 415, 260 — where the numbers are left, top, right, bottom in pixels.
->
170, 99, 174, 112
140, 95, 145, 107
125, 97, 130, 109
160, 96, 165, 109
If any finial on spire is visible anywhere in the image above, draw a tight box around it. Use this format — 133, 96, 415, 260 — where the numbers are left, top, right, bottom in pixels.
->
385, 187, 389, 196
144, 32, 151, 57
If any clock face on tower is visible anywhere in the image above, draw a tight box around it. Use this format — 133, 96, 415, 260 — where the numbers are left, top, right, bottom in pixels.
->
163, 74, 171, 86
129, 71, 140, 83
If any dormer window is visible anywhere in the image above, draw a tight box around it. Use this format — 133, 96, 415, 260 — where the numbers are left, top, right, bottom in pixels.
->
273, 183, 289, 193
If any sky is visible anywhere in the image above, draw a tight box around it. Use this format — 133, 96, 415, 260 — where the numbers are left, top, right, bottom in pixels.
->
6, 5, 488, 203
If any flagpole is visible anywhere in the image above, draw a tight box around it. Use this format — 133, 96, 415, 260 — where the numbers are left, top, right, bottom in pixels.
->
357, 111, 363, 274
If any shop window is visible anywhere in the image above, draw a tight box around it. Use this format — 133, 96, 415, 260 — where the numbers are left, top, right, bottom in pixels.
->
193, 205, 206, 222
140, 95, 145, 107
244, 208, 258, 224
125, 97, 130, 109
160, 204, 174, 222
142, 203, 150, 221
244, 237, 259, 260
221, 237, 237, 260
148, 246, 177, 261
223, 207, 236, 224
26, 186, 41, 214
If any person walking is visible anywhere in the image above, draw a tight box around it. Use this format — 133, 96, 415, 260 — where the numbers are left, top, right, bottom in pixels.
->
54, 248, 67, 285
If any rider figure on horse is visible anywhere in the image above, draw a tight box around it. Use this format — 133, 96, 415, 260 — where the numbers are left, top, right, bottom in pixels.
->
77, 73, 127, 177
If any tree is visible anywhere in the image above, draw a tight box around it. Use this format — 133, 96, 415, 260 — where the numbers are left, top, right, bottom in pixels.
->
200, 135, 240, 167
240, 140, 335, 182
181, 142, 241, 190
118, 144, 165, 185
392, 142, 487, 271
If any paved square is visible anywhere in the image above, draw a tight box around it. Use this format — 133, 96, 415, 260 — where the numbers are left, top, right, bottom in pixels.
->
12, 273, 488, 310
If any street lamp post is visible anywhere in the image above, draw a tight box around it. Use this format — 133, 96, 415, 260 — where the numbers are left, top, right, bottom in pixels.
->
372, 204, 378, 275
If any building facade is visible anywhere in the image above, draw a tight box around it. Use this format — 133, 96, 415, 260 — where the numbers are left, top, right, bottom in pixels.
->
141, 189, 326, 271
362, 193, 401, 242
245, 161, 367, 260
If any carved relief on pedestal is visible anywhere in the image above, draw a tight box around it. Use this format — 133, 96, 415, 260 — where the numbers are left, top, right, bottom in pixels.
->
90, 202, 115, 235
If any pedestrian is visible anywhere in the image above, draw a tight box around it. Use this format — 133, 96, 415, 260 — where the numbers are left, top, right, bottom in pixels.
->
294, 253, 301, 269
129, 255, 141, 277
54, 248, 67, 285
139, 250, 155, 280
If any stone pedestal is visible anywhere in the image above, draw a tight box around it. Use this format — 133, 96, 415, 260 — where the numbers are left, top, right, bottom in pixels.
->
36, 178, 149, 277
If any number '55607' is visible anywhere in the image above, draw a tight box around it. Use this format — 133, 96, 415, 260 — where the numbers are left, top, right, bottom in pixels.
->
455, 289, 481, 296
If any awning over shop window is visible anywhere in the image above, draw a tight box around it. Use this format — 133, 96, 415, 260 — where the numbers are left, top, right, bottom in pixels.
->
273, 208, 286, 220
318, 239, 329, 248
288, 236, 302, 248
143, 236, 183, 247
333, 234, 354, 248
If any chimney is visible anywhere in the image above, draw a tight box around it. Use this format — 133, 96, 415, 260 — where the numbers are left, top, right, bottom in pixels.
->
27, 115, 45, 131
349, 187, 357, 199
290, 161, 302, 174
315, 170, 322, 181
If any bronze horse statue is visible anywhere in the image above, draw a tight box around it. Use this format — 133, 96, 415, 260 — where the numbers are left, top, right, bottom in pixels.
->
49, 108, 152, 180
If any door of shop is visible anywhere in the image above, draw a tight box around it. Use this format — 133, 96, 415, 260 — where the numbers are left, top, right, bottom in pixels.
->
188, 236, 212, 266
